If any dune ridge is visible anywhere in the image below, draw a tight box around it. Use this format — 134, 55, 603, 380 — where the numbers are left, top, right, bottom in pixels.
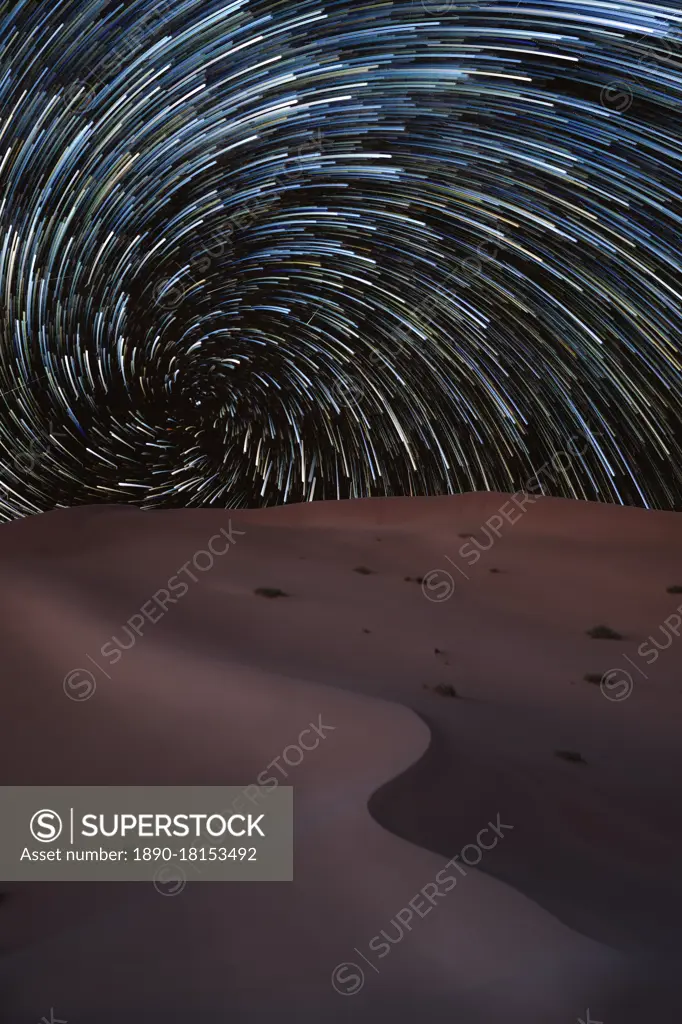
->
0, 494, 681, 1021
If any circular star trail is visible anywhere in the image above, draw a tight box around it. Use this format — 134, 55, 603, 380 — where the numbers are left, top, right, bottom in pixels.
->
1, 0, 682, 519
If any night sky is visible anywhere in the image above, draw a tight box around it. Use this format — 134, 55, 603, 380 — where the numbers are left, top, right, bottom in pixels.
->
1, 0, 682, 519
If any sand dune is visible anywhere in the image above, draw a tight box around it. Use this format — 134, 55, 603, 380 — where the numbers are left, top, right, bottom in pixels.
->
0, 494, 681, 1022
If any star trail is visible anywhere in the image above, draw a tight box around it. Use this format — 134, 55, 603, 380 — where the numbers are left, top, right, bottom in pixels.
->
1, 0, 682, 518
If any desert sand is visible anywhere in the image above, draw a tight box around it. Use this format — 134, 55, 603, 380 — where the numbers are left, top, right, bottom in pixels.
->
0, 493, 681, 1022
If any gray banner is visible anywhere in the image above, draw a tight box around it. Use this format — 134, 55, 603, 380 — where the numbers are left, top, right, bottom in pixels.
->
0, 786, 293, 881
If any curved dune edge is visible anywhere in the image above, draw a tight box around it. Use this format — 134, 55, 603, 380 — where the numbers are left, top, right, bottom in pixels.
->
0, 499, 680, 1021
0, 573, 619, 1023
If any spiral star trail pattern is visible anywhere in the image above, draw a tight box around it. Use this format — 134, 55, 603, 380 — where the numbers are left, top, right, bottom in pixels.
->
0, 0, 681, 519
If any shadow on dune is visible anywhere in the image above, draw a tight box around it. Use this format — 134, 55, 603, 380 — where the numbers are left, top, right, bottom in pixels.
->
368, 710, 682, 956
